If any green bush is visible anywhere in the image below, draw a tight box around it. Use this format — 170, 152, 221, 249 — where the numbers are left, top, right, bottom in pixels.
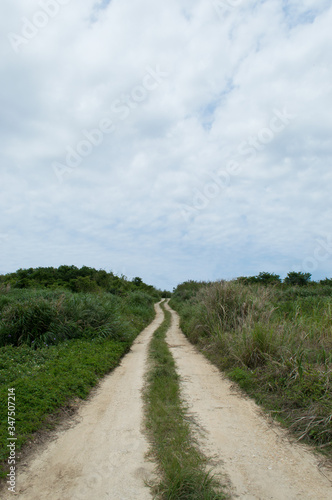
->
0, 298, 56, 347
0, 289, 155, 348
284, 271, 311, 286
0, 265, 163, 300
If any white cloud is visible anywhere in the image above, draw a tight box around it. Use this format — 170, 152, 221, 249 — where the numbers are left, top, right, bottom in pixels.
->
1, 0, 332, 289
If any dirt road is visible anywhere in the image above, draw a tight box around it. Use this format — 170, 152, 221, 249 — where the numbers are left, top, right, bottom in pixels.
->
3, 303, 164, 500
164, 302, 332, 500
2, 301, 331, 499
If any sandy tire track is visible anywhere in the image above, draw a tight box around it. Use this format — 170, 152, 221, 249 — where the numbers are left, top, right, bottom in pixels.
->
1, 303, 164, 500
165, 302, 332, 500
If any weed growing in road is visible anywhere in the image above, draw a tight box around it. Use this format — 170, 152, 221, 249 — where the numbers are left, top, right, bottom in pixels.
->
144, 302, 226, 499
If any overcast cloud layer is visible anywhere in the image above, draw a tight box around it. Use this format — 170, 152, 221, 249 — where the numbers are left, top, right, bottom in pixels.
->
1, 0, 332, 290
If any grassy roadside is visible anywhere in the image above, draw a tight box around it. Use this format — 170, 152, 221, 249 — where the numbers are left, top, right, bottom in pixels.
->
144, 302, 226, 499
0, 289, 156, 480
0, 338, 131, 478
170, 281, 332, 458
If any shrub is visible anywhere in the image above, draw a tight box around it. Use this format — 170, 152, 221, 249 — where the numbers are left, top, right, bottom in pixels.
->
0, 299, 57, 347
284, 271, 311, 286
0, 290, 155, 348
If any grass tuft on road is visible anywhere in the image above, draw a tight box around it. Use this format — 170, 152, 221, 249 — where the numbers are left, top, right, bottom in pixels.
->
144, 302, 226, 499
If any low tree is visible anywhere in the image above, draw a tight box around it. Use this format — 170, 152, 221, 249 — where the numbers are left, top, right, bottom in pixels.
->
236, 273, 281, 285
132, 277, 143, 287
256, 272, 281, 285
284, 271, 311, 286
319, 278, 332, 286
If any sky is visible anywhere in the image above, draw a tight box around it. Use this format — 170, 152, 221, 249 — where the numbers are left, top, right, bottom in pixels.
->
1, 0, 332, 291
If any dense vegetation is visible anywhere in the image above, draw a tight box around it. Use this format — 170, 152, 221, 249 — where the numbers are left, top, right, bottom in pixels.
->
170, 276, 332, 456
144, 303, 225, 499
0, 265, 169, 298
0, 266, 161, 479
0, 288, 155, 349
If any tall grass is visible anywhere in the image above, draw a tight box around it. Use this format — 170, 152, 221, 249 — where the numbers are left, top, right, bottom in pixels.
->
171, 281, 332, 452
0, 289, 154, 348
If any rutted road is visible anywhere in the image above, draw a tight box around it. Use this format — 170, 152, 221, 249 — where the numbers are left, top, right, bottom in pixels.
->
2, 301, 331, 499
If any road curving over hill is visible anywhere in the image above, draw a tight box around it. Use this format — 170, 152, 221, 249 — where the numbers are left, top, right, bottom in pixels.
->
164, 301, 332, 500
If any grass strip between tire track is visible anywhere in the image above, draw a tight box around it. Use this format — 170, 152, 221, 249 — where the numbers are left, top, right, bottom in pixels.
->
144, 301, 226, 499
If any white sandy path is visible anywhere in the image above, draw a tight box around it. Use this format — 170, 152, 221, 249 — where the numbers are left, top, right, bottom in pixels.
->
3, 303, 164, 500
165, 302, 332, 500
